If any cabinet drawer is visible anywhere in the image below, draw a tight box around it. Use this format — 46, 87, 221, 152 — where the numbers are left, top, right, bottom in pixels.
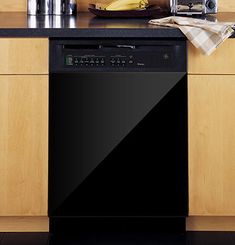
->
0, 38, 48, 74
188, 39, 235, 75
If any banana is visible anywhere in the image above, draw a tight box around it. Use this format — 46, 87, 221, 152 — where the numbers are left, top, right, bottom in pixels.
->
105, 0, 148, 11
95, 2, 109, 10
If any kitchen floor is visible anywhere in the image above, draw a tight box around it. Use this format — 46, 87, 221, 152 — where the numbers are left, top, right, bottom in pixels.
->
0, 232, 235, 244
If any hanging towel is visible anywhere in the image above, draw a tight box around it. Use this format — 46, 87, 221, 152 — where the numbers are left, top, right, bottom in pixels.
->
149, 16, 235, 55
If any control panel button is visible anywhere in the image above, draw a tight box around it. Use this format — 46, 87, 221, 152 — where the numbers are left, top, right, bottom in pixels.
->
65, 55, 107, 67
74, 57, 79, 65
163, 53, 169, 60
84, 58, 89, 66
101, 59, 105, 65
90, 59, 95, 66
65, 55, 73, 66
110, 57, 130, 66
110, 59, 115, 65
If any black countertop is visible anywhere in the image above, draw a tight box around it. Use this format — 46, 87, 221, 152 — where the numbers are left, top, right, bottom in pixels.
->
0, 12, 235, 38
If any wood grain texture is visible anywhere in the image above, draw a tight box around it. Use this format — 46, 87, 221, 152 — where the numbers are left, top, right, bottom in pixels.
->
0, 0, 234, 12
0, 0, 26, 12
0, 38, 48, 75
0, 75, 48, 216
188, 40, 235, 75
218, 0, 235, 12
188, 75, 235, 216
0, 217, 49, 232
187, 217, 235, 231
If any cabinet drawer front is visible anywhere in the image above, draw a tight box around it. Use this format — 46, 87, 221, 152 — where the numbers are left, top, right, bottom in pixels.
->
188, 40, 235, 75
0, 38, 48, 74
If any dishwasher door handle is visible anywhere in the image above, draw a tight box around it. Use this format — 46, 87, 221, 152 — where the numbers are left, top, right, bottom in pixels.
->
116, 45, 136, 49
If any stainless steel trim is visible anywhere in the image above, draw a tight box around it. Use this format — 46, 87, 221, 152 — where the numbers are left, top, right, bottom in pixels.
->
170, 0, 217, 15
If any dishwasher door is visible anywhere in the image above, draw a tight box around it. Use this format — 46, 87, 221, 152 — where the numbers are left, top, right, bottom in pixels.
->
49, 71, 188, 218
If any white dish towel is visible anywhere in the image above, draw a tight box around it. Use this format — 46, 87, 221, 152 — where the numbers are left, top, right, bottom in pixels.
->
149, 16, 235, 55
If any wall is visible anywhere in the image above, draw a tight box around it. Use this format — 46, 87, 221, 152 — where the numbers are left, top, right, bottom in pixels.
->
0, 0, 235, 12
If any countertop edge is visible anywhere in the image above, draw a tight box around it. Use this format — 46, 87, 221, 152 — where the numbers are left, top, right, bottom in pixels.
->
0, 28, 186, 39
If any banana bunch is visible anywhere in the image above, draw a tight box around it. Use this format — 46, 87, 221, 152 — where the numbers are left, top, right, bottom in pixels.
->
96, 0, 149, 11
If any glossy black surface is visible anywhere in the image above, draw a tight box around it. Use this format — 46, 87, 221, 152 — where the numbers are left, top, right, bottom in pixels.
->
0, 12, 235, 38
0, 232, 235, 245
49, 71, 187, 218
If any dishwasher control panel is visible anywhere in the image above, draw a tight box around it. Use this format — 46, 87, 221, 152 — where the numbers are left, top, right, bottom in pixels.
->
49, 40, 187, 72
64, 52, 172, 70
65, 55, 135, 67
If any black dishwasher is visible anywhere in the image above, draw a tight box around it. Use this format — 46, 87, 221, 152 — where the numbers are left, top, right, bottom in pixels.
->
49, 39, 188, 233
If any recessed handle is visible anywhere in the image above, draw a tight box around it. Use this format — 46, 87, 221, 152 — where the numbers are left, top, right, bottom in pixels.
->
116, 45, 136, 49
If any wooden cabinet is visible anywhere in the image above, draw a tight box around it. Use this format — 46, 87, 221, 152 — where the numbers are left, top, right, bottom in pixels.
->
188, 40, 235, 75
0, 38, 48, 74
188, 75, 235, 216
0, 0, 25, 12
0, 75, 48, 216
0, 38, 48, 221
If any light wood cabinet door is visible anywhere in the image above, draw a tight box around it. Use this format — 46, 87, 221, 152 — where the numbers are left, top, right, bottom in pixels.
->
189, 75, 235, 216
0, 38, 48, 75
0, 75, 48, 216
